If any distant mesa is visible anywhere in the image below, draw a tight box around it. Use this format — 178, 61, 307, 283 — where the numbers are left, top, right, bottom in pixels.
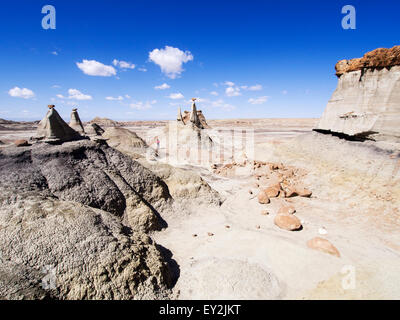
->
315, 45, 400, 144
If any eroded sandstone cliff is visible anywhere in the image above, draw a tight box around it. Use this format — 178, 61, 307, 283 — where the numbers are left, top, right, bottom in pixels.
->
316, 46, 400, 144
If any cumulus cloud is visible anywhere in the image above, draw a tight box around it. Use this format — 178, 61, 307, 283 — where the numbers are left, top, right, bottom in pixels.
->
168, 93, 184, 99
76, 59, 116, 77
211, 99, 236, 111
130, 100, 157, 110
51, 51, 58, 56
112, 59, 135, 70
210, 91, 219, 96
225, 86, 241, 97
149, 46, 193, 79
8, 87, 35, 99
138, 67, 147, 72
56, 94, 65, 99
224, 81, 235, 87
248, 84, 262, 91
105, 96, 124, 101
248, 96, 269, 105
155, 83, 170, 90
68, 88, 92, 100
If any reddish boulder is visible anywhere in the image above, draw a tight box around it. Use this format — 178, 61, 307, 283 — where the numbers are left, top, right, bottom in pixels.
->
274, 214, 302, 231
307, 237, 340, 257
14, 139, 29, 147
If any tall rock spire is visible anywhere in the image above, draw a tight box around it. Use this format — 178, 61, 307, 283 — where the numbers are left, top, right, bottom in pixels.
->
189, 98, 200, 127
177, 107, 184, 123
69, 108, 85, 134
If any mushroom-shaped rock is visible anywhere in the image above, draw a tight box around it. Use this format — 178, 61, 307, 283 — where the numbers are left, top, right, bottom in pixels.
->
307, 237, 340, 257
69, 108, 85, 134
35, 105, 81, 143
274, 214, 302, 231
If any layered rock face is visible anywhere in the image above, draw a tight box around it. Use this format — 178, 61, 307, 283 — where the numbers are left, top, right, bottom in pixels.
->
316, 46, 400, 143
0, 140, 173, 299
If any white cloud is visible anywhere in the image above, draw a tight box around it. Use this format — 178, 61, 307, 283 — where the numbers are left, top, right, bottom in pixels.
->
138, 67, 147, 72
112, 59, 136, 70
56, 94, 65, 99
282, 90, 288, 95
51, 51, 58, 56
248, 84, 262, 91
76, 59, 116, 77
105, 96, 124, 101
211, 99, 236, 111
168, 93, 184, 100
224, 81, 235, 87
130, 100, 157, 110
149, 46, 193, 79
225, 86, 241, 97
210, 91, 219, 96
125, 94, 131, 99
155, 83, 170, 90
52, 85, 61, 89
8, 87, 35, 99
68, 88, 92, 100
248, 96, 269, 105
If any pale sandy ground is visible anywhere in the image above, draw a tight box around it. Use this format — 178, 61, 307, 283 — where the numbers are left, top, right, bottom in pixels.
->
2, 118, 399, 299
146, 118, 400, 300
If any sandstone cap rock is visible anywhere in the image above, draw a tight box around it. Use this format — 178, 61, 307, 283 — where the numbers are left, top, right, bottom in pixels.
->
274, 214, 302, 231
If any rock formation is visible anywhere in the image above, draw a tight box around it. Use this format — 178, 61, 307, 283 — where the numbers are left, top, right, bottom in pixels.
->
316, 46, 400, 143
102, 127, 148, 156
69, 108, 85, 134
35, 105, 81, 143
0, 139, 174, 299
177, 98, 210, 129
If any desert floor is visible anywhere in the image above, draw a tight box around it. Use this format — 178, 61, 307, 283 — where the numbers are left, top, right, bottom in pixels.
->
2, 118, 399, 300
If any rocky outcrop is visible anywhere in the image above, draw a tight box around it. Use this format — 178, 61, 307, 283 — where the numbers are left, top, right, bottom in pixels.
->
335, 46, 400, 77
0, 140, 171, 232
0, 199, 172, 299
35, 105, 81, 143
316, 46, 400, 143
89, 117, 119, 127
102, 127, 147, 155
0, 140, 174, 299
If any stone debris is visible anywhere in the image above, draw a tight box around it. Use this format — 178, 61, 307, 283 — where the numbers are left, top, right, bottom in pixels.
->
278, 205, 296, 215
207, 232, 214, 237
274, 214, 302, 231
307, 237, 340, 257
14, 139, 29, 147
257, 190, 270, 204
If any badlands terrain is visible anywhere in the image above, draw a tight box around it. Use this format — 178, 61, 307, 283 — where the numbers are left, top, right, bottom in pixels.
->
0, 46, 399, 300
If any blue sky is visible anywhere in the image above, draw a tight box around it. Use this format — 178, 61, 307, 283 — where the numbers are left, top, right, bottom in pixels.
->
0, 0, 399, 121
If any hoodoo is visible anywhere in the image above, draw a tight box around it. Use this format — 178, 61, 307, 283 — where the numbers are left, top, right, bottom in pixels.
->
35, 105, 81, 143
177, 99, 210, 129
69, 108, 85, 134
316, 45, 400, 144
